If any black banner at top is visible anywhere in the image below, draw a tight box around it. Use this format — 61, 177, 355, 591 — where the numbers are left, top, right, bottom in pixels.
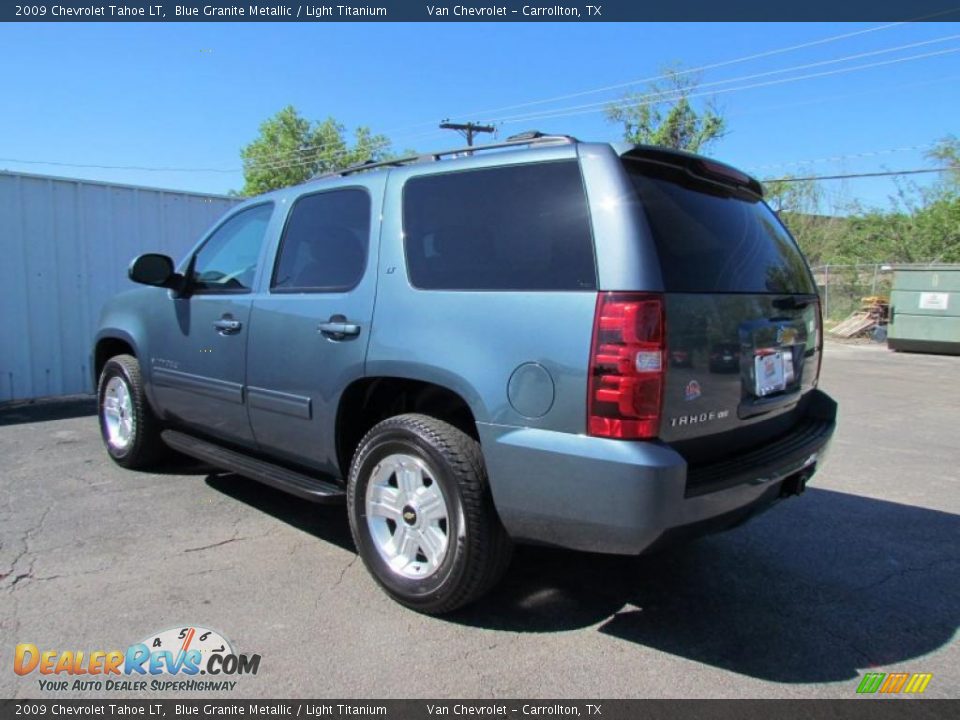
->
4, 0, 960, 22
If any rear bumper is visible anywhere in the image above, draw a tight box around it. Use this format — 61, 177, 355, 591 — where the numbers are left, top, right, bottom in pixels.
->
478, 389, 837, 555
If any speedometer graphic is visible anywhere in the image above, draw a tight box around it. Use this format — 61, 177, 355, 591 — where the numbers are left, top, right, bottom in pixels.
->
137, 626, 234, 672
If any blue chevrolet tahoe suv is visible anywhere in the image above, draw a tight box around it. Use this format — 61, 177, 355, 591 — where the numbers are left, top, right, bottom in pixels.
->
93, 135, 837, 613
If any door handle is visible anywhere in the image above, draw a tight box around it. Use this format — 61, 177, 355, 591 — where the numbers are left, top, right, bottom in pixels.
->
318, 315, 361, 341
213, 318, 242, 334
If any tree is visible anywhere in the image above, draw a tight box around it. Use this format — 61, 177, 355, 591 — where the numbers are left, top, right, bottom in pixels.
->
762, 176, 845, 267
605, 66, 726, 153
764, 176, 821, 215
239, 106, 393, 196
926, 134, 960, 187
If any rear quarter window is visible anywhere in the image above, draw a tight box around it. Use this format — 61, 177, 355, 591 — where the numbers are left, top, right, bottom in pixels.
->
402, 160, 596, 291
626, 162, 816, 294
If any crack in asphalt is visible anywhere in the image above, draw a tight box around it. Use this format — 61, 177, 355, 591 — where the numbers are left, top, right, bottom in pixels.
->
334, 553, 359, 588
314, 552, 360, 614
3, 507, 51, 593
818, 556, 960, 610
183, 535, 247, 553
181, 518, 281, 554
183, 565, 236, 578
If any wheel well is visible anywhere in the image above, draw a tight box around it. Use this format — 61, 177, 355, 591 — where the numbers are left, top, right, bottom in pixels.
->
336, 378, 479, 477
94, 338, 135, 386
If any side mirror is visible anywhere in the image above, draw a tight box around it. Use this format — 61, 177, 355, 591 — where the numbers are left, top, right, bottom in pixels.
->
129, 253, 180, 288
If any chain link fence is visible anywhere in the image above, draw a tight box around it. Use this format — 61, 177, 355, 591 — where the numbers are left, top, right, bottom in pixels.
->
811, 263, 894, 323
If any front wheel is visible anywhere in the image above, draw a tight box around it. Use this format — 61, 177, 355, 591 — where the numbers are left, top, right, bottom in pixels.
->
97, 354, 167, 469
347, 414, 512, 614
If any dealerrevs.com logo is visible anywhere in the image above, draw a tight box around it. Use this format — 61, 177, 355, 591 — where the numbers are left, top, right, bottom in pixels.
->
14, 626, 261, 693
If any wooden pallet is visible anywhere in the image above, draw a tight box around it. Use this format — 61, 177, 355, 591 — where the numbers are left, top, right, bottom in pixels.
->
829, 311, 877, 338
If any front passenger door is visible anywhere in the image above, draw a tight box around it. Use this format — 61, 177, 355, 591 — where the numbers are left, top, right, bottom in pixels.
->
150, 202, 274, 445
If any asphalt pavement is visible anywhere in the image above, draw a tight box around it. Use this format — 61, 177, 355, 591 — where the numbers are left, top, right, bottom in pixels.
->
1, 341, 958, 699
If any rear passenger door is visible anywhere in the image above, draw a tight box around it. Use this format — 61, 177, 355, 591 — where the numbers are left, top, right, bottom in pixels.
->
246, 183, 381, 474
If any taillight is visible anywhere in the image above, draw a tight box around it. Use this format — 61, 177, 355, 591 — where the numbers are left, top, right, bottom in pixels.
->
587, 292, 665, 439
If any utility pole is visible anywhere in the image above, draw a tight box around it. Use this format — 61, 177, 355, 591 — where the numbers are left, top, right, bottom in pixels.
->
439, 120, 496, 146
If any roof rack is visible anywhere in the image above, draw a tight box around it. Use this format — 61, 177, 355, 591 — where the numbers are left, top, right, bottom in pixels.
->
313, 133, 577, 180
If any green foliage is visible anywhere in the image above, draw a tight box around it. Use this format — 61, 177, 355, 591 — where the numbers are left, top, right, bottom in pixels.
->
765, 176, 843, 266
605, 66, 726, 153
926, 134, 960, 188
771, 135, 960, 268
239, 106, 394, 196
824, 167, 958, 265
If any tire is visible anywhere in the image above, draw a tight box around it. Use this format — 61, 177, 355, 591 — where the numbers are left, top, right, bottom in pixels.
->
97, 354, 167, 469
347, 413, 512, 614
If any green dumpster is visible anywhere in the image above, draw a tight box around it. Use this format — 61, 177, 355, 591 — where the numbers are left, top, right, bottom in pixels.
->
888, 267, 960, 355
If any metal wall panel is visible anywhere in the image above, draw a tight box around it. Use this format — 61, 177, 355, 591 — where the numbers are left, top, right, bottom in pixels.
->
0, 171, 240, 401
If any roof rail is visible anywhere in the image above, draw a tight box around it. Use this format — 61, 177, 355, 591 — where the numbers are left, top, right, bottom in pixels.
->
312, 133, 577, 180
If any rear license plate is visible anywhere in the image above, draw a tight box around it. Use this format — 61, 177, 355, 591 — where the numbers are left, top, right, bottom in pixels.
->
755, 351, 787, 396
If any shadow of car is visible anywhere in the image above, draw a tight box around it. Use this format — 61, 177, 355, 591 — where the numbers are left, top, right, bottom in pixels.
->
203, 474, 959, 686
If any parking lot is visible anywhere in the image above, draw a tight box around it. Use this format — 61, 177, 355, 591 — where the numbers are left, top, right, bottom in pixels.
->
1, 341, 958, 699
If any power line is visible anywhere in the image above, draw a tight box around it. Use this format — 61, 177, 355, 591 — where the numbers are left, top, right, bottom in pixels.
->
765, 167, 959, 183
495, 36, 960, 124
242, 29, 956, 172
242, 140, 392, 172
750, 142, 941, 171
428, 21, 918, 126
329, 19, 926, 142
240, 124, 447, 171
240, 42, 960, 177
0, 157, 238, 173
250, 30, 960, 170
0, 140, 394, 176
9, 24, 941, 178
725, 72, 960, 122
6, 39, 959, 178
496, 45, 960, 126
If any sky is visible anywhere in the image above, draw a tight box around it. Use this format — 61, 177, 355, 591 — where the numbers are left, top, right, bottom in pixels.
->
1, 21, 959, 209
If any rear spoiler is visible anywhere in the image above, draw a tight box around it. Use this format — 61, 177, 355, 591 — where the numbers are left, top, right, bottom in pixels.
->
619, 145, 764, 200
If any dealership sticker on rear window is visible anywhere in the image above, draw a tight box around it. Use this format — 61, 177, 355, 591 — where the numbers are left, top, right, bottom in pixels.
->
684, 380, 701, 401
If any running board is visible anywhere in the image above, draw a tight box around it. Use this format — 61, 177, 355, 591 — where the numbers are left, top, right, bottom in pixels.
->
161, 430, 345, 504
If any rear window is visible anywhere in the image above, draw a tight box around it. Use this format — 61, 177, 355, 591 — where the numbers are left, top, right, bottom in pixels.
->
403, 160, 596, 291
625, 161, 816, 294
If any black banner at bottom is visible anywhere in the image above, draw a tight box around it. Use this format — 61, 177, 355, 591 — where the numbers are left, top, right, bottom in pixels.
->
1, 699, 957, 720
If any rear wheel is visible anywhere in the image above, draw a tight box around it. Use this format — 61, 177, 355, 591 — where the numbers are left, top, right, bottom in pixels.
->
97, 354, 167, 469
347, 413, 512, 614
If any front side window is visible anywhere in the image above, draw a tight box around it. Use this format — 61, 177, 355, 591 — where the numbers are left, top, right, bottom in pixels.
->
402, 161, 596, 291
272, 189, 371, 292
191, 203, 273, 292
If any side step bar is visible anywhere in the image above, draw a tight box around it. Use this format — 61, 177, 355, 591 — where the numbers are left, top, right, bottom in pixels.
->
161, 430, 345, 504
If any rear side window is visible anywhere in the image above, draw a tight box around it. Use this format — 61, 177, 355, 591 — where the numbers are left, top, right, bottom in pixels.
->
272, 188, 370, 292
403, 160, 596, 291
625, 161, 816, 294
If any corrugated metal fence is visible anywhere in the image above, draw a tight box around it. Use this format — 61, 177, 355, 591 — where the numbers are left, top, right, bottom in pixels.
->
0, 171, 239, 402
